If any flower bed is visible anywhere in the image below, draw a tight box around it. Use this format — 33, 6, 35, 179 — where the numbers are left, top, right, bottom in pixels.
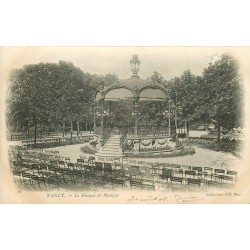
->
125, 146, 195, 158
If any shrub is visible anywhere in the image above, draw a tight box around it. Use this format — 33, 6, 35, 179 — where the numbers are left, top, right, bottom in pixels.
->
80, 145, 96, 154
184, 138, 242, 153
90, 140, 98, 148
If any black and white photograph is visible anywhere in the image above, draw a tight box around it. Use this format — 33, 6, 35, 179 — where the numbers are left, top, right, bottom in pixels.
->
1, 2, 250, 250
0, 47, 249, 203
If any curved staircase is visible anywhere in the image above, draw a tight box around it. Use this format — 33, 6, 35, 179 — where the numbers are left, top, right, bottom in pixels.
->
95, 135, 124, 158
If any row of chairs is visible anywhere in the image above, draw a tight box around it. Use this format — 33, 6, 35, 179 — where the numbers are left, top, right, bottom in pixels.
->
9, 147, 238, 192
96, 157, 238, 177
11, 161, 129, 191
21, 136, 93, 149
9, 148, 63, 163
11, 157, 237, 192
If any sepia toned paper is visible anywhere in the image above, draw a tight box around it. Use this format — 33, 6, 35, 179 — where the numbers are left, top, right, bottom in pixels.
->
0, 46, 249, 204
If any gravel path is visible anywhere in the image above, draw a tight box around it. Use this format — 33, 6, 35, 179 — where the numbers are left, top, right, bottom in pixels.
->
51, 144, 241, 170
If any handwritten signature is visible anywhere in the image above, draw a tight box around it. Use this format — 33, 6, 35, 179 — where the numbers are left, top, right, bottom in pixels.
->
127, 195, 168, 202
126, 195, 204, 203
175, 195, 204, 204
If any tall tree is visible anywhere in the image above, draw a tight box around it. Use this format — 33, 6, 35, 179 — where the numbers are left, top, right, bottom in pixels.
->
167, 70, 199, 136
201, 54, 243, 141
7, 61, 97, 144
7, 63, 59, 145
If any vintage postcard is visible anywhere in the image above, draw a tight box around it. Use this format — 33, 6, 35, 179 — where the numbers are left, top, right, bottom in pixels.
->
0, 47, 249, 204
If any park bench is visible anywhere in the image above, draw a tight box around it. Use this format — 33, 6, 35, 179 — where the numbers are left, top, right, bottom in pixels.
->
187, 178, 201, 187
170, 176, 183, 185
219, 175, 234, 183
214, 169, 225, 174
227, 170, 238, 176
192, 166, 202, 172
129, 178, 155, 190
185, 170, 196, 178
212, 169, 226, 181
159, 168, 173, 181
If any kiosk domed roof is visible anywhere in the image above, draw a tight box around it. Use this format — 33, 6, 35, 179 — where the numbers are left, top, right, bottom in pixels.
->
95, 55, 169, 102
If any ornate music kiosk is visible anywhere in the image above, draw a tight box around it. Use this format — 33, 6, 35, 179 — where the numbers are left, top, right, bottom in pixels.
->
94, 55, 183, 156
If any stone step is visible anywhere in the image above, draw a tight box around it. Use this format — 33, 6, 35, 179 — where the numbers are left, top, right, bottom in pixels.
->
104, 143, 121, 147
98, 146, 122, 151
104, 142, 120, 146
104, 143, 120, 148
95, 153, 124, 157
100, 145, 121, 149
99, 149, 122, 153
104, 143, 120, 146
95, 135, 124, 158
97, 151, 123, 155
105, 143, 120, 146
102, 147, 121, 151
107, 139, 120, 143
99, 152, 122, 155
100, 146, 121, 150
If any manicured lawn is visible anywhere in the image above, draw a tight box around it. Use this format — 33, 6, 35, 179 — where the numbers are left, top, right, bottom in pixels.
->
184, 138, 243, 155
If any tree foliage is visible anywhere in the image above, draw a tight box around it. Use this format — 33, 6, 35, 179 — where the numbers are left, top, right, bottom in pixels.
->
7, 54, 244, 143
6, 61, 117, 134
167, 54, 243, 141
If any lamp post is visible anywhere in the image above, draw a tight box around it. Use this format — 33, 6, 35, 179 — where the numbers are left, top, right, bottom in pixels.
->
163, 109, 171, 136
168, 100, 178, 135
174, 104, 177, 134
93, 91, 99, 134
109, 101, 112, 127
100, 103, 104, 131
130, 55, 140, 78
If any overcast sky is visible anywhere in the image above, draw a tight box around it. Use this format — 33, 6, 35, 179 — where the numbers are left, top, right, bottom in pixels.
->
1, 47, 241, 80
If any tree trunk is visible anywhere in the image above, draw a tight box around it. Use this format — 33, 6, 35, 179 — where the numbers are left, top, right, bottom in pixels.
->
93, 104, 96, 133
34, 120, 37, 148
27, 121, 29, 134
77, 120, 80, 136
174, 108, 177, 134
186, 122, 189, 139
40, 123, 43, 139
62, 121, 65, 137
70, 121, 73, 142
217, 119, 221, 143
48, 123, 51, 136
168, 109, 171, 136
